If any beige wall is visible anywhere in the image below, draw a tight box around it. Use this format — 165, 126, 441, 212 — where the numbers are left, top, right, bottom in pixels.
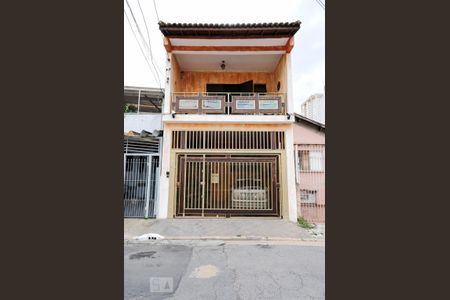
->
159, 122, 296, 221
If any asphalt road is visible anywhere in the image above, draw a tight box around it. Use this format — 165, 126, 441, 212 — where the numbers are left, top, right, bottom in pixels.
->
124, 240, 324, 300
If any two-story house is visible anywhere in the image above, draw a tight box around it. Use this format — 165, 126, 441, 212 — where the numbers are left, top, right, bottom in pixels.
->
157, 21, 301, 222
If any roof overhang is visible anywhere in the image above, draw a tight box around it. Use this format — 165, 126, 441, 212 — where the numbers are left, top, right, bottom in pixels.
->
160, 21, 300, 72
159, 21, 301, 38
160, 21, 299, 54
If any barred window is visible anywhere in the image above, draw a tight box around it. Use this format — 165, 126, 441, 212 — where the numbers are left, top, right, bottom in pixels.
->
300, 189, 317, 204
299, 150, 323, 171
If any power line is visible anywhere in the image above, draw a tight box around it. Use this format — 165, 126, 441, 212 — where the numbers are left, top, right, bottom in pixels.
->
314, 0, 325, 10
152, 0, 160, 22
124, 8, 160, 88
137, 0, 164, 78
125, 0, 162, 89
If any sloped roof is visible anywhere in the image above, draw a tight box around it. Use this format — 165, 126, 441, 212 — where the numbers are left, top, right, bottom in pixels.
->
158, 21, 301, 38
294, 113, 325, 131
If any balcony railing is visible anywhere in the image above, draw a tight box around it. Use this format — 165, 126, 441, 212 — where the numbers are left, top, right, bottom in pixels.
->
171, 92, 287, 115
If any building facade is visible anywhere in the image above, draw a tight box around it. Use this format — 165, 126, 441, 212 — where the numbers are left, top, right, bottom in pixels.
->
123, 86, 164, 218
157, 21, 301, 222
300, 93, 325, 124
293, 114, 325, 224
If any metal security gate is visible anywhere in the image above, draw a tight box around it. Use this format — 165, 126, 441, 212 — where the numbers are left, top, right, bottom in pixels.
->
176, 155, 280, 217
295, 144, 325, 223
124, 154, 159, 218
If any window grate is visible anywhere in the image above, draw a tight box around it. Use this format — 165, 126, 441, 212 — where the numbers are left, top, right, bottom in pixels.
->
171, 131, 285, 150
124, 136, 160, 154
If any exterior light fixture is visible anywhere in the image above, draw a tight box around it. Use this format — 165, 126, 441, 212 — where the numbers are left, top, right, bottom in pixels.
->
171, 110, 176, 118
286, 113, 291, 120
220, 60, 226, 70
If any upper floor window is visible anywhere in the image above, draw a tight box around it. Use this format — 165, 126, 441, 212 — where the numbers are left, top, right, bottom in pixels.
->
299, 150, 324, 172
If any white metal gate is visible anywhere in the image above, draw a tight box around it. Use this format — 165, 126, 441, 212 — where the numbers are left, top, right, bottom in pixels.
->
124, 154, 159, 218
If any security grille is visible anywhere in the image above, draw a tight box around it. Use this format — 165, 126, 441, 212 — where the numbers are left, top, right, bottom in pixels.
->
171, 130, 285, 150
295, 144, 325, 223
176, 154, 280, 217
124, 154, 159, 218
124, 136, 160, 154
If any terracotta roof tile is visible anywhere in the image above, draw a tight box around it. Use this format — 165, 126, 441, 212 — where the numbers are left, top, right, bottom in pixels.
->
158, 21, 301, 37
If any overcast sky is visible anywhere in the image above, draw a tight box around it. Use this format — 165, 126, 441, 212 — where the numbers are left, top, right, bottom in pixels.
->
124, 0, 325, 113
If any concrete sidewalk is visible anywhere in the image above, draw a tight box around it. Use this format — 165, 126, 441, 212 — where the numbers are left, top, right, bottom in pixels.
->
124, 218, 321, 241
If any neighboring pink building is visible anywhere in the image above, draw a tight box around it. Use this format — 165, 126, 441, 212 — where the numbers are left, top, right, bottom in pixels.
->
293, 113, 325, 224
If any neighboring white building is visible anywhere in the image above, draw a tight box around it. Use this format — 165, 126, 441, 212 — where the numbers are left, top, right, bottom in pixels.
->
300, 93, 325, 124
123, 86, 164, 218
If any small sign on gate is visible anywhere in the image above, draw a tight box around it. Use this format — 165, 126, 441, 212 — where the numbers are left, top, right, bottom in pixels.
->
211, 173, 219, 183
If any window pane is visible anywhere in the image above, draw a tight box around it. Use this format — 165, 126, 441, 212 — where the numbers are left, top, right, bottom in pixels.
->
309, 151, 323, 171
299, 150, 310, 171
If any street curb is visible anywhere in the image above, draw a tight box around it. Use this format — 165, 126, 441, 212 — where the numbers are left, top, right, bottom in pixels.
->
124, 235, 325, 244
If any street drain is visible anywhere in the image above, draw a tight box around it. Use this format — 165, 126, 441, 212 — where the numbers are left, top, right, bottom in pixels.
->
129, 251, 156, 260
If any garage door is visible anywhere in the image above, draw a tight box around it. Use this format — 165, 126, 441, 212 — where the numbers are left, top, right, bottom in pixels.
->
175, 154, 280, 217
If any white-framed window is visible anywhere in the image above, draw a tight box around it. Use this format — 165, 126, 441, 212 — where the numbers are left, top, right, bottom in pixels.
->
299, 150, 324, 172
300, 189, 317, 204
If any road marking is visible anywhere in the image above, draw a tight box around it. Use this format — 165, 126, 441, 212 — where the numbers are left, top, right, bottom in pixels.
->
189, 264, 220, 278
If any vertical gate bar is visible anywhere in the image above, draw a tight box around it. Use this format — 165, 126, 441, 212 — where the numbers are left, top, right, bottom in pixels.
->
190, 160, 194, 209
263, 161, 267, 209
230, 162, 234, 210
194, 160, 198, 209
201, 155, 206, 216
217, 161, 220, 210
130, 157, 136, 216
140, 157, 145, 217
154, 163, 160, 217
247, 161, 250, 211
239, 160, 242, 210
187, 161, 191, 209
214, 161, 217, 209
124, 155, 127, 216
256, 161, 260, 210
219, 161, 222, 210
128, 156, 133, 216
207, 161, 210, 209
226, 161, 229, 210
267, 161, 270, 210
216, 161, 219, 210
194, 161, 198, 209
236, 162, 239, 210
223, 161, 226, 210
250, 161, 253, 211
183, 154, 187, 216
221, 161, 224, 210
131, 157, 137, 216
193, 160, 197, 210
269, 161, 273, 211
131, 157, 136, 216
136, 157, 140, 216
145, 155, 152, 218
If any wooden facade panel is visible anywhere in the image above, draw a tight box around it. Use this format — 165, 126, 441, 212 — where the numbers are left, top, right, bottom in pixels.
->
172, 70, 279, 93
171, 54, 287, 95
274, 54, 287, 93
